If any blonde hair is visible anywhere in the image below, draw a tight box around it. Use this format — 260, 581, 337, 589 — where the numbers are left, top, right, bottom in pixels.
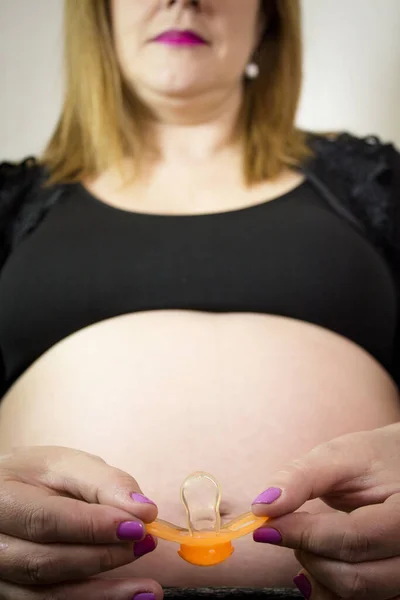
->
42, 0, 311, 186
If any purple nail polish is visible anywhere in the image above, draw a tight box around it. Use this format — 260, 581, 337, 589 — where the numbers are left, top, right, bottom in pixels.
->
117, 521, 144, 541
131, 492, 156, 505
293, 574, 312, 600
253, 527, 282, 544
252, 487, 282, 505
132, 594, 156, 600
134, 534, 156, 558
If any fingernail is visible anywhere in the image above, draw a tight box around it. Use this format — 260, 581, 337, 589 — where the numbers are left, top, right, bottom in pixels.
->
134, 534, 156, 558
293, 573, 312, 600
131, 492, 156, 506
253, 527, 282, 544
117, 521, 145, 541
132, 594, 156, 600
252, 487, 282, 505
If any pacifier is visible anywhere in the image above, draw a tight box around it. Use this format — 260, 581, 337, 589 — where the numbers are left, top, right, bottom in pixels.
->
146, 472, 268, 566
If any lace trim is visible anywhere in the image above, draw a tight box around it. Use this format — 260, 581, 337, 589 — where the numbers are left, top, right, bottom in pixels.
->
306, 132, 393, 251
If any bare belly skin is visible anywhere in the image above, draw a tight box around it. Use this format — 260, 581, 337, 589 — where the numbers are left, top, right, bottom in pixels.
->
0, 311, 399, 587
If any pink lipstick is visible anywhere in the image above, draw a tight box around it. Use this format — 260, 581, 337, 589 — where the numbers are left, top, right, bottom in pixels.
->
153, 30, 207, 46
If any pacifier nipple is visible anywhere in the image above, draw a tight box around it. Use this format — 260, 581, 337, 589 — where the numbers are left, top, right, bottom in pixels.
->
178, 472, 233, 566
181, 471, 221, 533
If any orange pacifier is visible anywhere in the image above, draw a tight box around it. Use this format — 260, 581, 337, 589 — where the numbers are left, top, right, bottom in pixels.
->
146, 471, 268, 566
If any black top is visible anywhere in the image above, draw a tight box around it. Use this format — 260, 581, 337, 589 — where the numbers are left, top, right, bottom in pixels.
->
0, 174, 396, 388
0, 131, 399, 394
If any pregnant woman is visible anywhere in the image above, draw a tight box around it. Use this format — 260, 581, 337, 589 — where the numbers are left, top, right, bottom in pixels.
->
0, 1, 400, 599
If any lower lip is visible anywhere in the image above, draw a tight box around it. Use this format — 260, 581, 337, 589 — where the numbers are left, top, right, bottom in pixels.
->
153, 36, 206, 46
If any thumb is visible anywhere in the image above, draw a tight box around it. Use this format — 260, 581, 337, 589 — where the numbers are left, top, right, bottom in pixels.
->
10, 446, 158, 522
251, 431, 371, 518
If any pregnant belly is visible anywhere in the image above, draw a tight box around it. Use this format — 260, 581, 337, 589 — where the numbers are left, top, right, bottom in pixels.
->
0, 311, 399, 588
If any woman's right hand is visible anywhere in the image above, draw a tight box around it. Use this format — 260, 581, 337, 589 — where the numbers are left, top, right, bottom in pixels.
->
0, 445, 163, 599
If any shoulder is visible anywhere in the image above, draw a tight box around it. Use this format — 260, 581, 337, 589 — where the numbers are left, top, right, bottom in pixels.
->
305, 130, 400, 196
0, 157, 62, 265
303, 130, 400, 254
0, 156, 46, 226
0, 157, 41, 262
0, 156, 45, 205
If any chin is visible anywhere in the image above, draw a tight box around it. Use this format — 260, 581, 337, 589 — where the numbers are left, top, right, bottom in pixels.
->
134, 62, 212, 98
158, 72, 208, 95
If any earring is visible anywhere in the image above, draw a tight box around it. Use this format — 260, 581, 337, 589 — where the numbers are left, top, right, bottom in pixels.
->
245, 62, 260, 80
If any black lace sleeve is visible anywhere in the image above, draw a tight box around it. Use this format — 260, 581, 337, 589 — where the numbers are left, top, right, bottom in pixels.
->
0, 158, 64, 261
385, 143, 400, 257
383, 142, 400, 385
305, 132, 396, 251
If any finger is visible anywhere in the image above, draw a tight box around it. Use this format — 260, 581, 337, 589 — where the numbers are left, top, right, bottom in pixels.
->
251, 430, 389, 518
0, 483, 152, 544
296, 549, 400, 600
2, 446, 158, 521
254, 495, 400, 562
0, 576, 163, 600
293, 570, 338, 600
0, 533, 156, 585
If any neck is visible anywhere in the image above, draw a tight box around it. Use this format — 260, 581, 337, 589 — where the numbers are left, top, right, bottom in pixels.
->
141, 85, 244, 163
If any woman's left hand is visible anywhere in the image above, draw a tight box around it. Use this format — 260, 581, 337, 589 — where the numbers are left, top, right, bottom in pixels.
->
251, 422, 400, 600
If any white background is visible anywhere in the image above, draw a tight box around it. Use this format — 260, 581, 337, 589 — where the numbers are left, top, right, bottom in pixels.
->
1, 0, 399, 160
